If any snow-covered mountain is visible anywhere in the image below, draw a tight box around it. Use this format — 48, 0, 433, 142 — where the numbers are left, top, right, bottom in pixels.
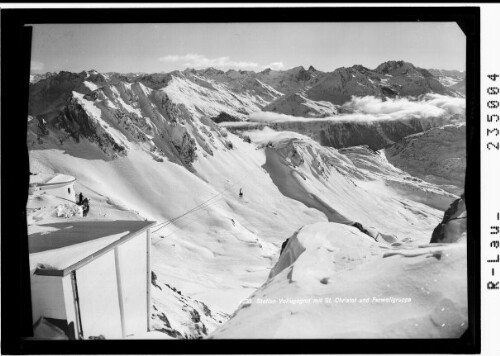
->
385, 123, 466, 195
258, 61, 462, 116
27, 60, 467, 339
30, 72, 57, 84
428, 69, 466, 96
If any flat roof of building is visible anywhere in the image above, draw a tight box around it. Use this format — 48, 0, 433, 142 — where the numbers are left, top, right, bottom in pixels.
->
29, 220, 155, 276
30, 173, 76, 187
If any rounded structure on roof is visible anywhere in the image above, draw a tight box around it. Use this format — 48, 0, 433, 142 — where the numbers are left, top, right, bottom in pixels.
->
29, 174, 77, 203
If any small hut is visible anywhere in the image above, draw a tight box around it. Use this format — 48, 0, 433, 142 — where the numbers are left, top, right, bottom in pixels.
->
29, 220, 155, 339
29, 174, 77, 203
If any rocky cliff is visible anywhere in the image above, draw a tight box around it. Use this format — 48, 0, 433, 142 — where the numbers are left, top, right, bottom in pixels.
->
430, 196, 467, 243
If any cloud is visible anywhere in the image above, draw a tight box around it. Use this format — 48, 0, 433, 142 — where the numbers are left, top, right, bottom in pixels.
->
341, 94, 465, 121
268, 62, 284, 70
158, 54, 284, 71
248, 94, 465, 123
30, 60, 45, 71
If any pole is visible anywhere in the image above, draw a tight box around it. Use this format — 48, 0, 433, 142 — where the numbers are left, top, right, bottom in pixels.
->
146, 228, 152, 332
71, 271, 84, 340
114, 248, 126, 338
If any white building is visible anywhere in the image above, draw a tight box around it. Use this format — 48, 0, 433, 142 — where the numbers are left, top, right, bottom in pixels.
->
29, 174, 77, 203
29, 220, 155, 339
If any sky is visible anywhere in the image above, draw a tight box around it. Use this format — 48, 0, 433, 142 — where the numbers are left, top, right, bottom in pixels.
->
30, 22, 465, 74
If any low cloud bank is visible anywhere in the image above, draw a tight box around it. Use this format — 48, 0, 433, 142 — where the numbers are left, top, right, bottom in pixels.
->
249, 94, 465, 123
30, 60, 45, 72
159, 53, 284, 71
342, 94, 465, 120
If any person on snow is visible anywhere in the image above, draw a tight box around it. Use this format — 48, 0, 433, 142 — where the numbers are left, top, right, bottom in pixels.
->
239, 188, 243, 198
82, 198, 90, 217
79, 192, 83, 205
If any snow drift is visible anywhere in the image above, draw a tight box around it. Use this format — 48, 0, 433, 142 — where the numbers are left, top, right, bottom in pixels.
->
211, 222, 468, 339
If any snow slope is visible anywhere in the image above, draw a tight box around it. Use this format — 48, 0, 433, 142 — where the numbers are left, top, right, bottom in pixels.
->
28, 132, 326, 337
428, 69, 465, 96
163, 72, 282, 120
28, 124, 457, 338
211, 222, 467, 339
384, 123, 466, 195
248, 128, 455, 232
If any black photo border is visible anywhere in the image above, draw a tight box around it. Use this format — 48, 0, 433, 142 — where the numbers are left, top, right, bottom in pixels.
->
1, 6, 480, 355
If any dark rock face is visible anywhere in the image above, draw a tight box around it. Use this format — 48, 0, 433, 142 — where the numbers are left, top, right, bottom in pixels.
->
129, 73, 174, 90
28, 71, 110, 115
190, 309, 201, 323
280, 238, 290, 255
210, 111, 240, 123
318, 120, 423, 150
173, 132, 198, 166
430, 196, 467, 243
305, 68, 380, 105
55, 98, 127, 155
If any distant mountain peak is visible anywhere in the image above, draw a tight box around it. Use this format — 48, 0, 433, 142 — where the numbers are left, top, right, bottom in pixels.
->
288, 65, 306, 73
375, 60, 415, 74
203, 67, 224, 75
307, 65, 317, 72
351, 64, 370, 73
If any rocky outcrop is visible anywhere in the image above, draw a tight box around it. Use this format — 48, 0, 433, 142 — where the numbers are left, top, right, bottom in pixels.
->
28, 70, 107, 116
210, 112, 241, 123
55, 97, 127, 157
172, 131, 197, 166
430, 196, 467, 243
151, 272, 229, 339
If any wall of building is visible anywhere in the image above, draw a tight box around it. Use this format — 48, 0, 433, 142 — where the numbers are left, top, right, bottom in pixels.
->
62, 275, 78, 338
32, 230, 150, 339
115, 231, 148, 337
39, 182, 76, 203
31, 274, 67, 323
75, 249, 123, 339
